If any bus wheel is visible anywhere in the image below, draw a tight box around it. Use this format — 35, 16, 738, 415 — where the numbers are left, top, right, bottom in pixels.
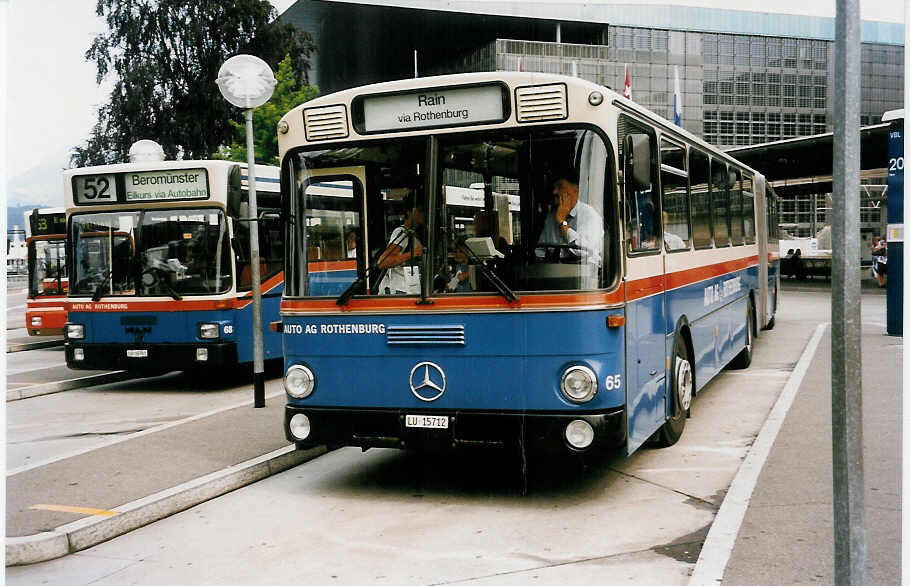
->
657, 335, 692, 447
730, 302, 754, 369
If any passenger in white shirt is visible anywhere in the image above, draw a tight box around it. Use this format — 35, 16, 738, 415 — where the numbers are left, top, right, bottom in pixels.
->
377, 199, 424, 295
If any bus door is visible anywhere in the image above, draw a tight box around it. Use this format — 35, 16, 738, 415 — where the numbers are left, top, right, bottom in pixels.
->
622, 130, 667, 453
754, 174, 770, 329
297, 166, 366, 297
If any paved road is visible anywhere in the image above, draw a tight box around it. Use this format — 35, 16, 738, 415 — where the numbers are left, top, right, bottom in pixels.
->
7, 284, 28, 330
8, 289, 839, 584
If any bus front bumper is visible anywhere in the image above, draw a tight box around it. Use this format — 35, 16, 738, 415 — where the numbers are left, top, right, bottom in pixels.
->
65, 342, 238, 373
284, 406, 625, 453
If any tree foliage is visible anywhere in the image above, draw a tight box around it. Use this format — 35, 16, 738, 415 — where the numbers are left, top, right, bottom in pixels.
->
214, 55, 318, 165
72, 0, 315, 167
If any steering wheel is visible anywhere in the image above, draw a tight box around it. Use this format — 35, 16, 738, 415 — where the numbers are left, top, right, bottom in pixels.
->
535, 243, 584, 263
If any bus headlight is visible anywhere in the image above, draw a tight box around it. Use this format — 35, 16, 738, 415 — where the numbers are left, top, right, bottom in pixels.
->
30, 316, 42, 327
198, 323, 220, 339
285, 365, 315, 399
66, 324, 85, 340
560, 365, 598, 403
565, 419, 595, 449
289, 414, 311, 440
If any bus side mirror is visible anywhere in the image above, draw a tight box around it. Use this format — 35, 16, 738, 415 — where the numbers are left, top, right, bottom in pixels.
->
624, 134, 651, 191
259, 211, 281, 222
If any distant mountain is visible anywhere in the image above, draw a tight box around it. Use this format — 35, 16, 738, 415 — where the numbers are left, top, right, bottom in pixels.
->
7, 148, 70, 210
7, 204, 41, 236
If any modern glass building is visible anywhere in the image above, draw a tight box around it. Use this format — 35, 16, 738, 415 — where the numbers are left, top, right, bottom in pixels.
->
283, 0, 902, 148
282, 0, 903, 238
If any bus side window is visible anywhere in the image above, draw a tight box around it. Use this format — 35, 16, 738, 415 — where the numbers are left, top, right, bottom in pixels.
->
729, 168, 744, 245
742, 173, 755, 244
711, 159, 731, 246
619, 117, 659, 252
689, 149, 713, 248
660, 139, 690, 251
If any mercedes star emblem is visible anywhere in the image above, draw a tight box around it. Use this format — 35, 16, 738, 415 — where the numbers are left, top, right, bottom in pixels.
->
409, 361, 446, 402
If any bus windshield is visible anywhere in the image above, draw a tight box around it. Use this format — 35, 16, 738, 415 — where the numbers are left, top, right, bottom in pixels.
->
292, 127, 614, 298
28, 239, 67, 297
70, 209, 232, 297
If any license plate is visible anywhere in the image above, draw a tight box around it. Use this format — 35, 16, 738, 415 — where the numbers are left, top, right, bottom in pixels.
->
126, 349, 148, 358
405, 415, 449, 429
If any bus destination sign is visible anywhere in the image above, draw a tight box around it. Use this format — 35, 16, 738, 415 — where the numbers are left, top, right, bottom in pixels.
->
125, 169, 209, 202
361, 84, 506, 133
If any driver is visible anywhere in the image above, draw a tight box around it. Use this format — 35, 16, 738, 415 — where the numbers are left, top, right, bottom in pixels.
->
537, 169, 603, 267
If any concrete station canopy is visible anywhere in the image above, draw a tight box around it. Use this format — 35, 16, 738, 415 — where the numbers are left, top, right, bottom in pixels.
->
291, 0, 904, 43
728, 124, 892, 196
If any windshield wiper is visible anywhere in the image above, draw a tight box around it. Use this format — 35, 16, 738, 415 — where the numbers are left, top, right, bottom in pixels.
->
336, 264, 384, 306
336, 230, 413, 306
455, 239, 519, 303
91, 270, 113, 301
161, 280, 183, 301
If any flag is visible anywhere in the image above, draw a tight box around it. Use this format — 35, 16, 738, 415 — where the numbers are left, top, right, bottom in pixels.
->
518, 56, 523, 72
673, 66, 682, 126
623, 64, 632, 100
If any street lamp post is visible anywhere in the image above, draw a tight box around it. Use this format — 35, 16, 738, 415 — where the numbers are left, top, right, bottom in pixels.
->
216, 54, 276, 408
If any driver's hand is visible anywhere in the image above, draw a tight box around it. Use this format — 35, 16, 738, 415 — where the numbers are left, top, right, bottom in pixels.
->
556, 193, 572, 223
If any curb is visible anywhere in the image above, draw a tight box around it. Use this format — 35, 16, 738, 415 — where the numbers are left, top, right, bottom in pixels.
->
688, 323, 828, 585
6, 338, 65, 353
6, 444, 326, 566
6, 370, 133, 402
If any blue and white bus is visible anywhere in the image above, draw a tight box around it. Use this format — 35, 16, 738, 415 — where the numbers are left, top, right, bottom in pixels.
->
63, 144, 284, 376
276, 73, 779, 455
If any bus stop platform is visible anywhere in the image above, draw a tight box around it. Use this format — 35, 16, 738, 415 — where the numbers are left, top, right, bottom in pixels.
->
6, 397, 325, 566
695, 303, 901, 584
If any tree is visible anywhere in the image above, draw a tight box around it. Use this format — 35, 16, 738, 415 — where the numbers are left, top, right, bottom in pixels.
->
214, 55, 319, 165
71, 0, 315, 167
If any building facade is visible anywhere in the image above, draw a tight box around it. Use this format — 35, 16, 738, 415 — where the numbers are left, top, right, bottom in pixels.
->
282, 1, 903, 237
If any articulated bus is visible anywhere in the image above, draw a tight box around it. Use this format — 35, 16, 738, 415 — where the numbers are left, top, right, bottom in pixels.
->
24, 208, 69, 336
277, 72, 779, 456
63, 148, 283, 375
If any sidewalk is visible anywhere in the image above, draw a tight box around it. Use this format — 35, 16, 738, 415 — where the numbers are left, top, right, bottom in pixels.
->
705, 318, 902, 583
6, 399, 324, 566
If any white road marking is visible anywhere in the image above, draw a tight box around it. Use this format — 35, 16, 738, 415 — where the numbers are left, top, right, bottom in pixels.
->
689, 322, 828, 586
6, 388, 286, 476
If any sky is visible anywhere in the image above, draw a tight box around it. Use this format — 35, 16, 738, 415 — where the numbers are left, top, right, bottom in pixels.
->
4, 0, 905, 208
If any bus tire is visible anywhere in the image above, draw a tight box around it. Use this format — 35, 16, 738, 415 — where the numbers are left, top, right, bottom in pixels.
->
730, 302, 754, 369
657, 335, 692, 447
764, 314, 775, 331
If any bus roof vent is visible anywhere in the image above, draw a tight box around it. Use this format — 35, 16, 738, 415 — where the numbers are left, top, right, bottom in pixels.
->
128, 139, 166, 162
303, 105, 349, 141
515, 84, 568, 123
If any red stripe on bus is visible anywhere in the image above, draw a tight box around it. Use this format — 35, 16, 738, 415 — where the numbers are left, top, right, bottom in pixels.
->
281, 287, 626, 312
624, 274, 665, 301
308, 260, 357, 272
68, 272, 285, 312
665, 255, 758, 291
